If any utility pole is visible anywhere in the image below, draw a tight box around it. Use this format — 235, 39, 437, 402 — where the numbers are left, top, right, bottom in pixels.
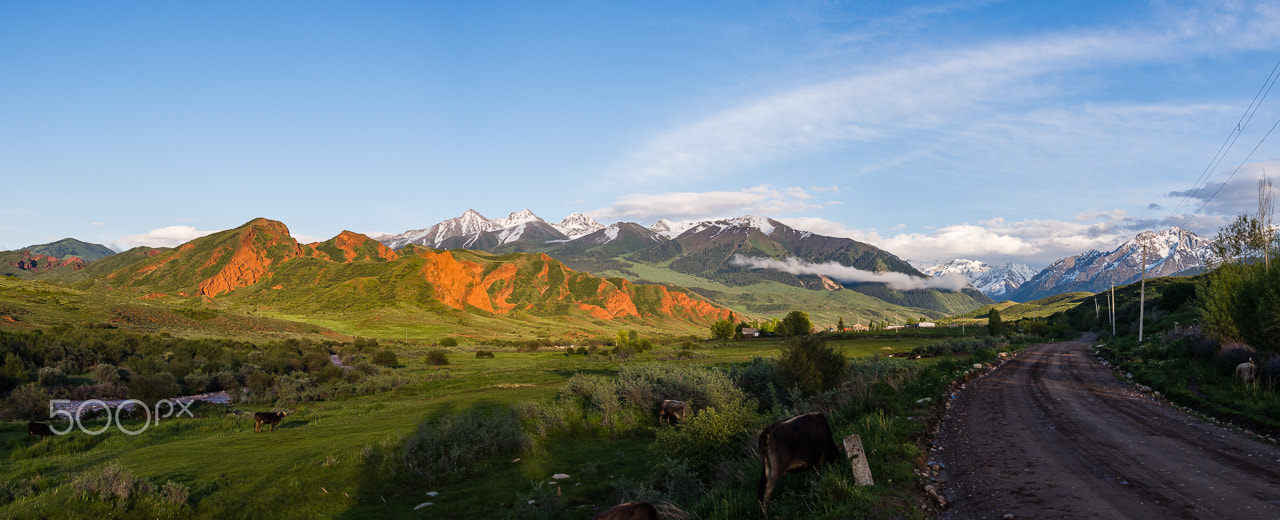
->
1138, 235, 1149, 343
1110, 283, 1116, 337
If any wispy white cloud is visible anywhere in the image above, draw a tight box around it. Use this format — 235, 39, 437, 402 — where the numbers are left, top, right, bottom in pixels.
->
618, 31, 1161, 182
730, 254, 970, 291
617, 3, 1280, 186
776, 212, 1144, 268
110, 226, 217, 250
590, 185, 823, 223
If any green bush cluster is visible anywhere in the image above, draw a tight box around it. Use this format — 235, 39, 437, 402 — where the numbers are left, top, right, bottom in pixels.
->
776, 335, 846, 395
71, 461, 189, 515
911, 336, 1009, 357
401, 408, 532, 484
0, 326, 416, 417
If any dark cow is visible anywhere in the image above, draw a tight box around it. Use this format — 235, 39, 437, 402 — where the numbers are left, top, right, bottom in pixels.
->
28, 421, 54, 439
658, 399, 686, 425
253, 411, 289, 432
757, 412, 841, 516
591, 501, 659, 520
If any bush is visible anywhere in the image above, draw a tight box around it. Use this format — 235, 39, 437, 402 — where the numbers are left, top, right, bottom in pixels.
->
127, 371, 180, 403
1, 384, 51, 421
652, 403, 760, 480
93, 363, 123, 384
402, 408, 531, 483
776, 336, 846, 395
475, 350, 495, 359
1263, 356, 1280, 382
439, 337, 459, 347
37, 366, 67, 387
425, 349, 449, 366
372, 349, 400, 367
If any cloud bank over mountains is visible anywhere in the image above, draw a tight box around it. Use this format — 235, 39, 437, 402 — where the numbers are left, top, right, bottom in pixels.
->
729, 255, 969, 292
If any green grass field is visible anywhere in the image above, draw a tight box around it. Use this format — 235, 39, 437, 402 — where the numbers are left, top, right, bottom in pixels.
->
1, 335, 957, 519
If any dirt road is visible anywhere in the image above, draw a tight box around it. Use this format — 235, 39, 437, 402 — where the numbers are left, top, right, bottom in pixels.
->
934, 336, 1280, 519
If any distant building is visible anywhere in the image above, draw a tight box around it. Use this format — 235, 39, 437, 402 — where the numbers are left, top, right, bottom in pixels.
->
885, 325, 904, 330
741, 327, 760, 337
851, 323, 868, 332
916, 322, 936, 328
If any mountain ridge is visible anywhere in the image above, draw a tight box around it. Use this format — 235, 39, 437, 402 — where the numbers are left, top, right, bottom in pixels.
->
1007, 227, 1213, 302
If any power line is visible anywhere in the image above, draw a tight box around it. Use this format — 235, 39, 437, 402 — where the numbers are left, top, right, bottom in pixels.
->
1194, 114, 1280, 214
1165, 55, 1280, 223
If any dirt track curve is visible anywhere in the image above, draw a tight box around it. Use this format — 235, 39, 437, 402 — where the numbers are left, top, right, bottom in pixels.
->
934, 335, 1280, 519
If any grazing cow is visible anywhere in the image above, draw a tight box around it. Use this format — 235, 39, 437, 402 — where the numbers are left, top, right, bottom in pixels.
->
1237, 358, 1258, 385
658, 400, 687, 425
28, 421, 54, 439
591, 501, 659, 520
253, 411, 289, 432
757, 412, 841, 516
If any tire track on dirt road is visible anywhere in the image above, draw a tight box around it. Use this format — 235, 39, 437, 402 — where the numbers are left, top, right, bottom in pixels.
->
934, 336, 1280, 519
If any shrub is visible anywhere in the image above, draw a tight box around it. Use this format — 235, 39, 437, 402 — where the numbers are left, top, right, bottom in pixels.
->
73, 461, 137, 505
372, 349, 400, 367
128, 371, 180, 403
439, 337, 459, 347
1263, 356, 1280, 383
425, 349, 449, 366
93, 363, 123, 384
1, 384, 51, 421
653, 403, 760, 480
37, 366, 67, 387
475, 350, 495, 359
402, 408, 531, 483
776, 336, 846, 395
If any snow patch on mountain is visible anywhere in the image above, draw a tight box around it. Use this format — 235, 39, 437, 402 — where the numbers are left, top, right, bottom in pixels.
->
922, 259, 1036, 300
553, 213, 605, 239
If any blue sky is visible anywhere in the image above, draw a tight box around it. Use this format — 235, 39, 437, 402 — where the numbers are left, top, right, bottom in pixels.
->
3, 1, 1280, 268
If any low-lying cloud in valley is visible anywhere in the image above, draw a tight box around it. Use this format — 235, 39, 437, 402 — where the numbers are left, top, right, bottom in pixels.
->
730, 255, 969, 292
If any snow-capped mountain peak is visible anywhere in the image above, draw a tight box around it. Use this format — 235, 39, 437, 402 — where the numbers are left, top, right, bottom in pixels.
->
1007, 227, 1214, 301
922, 259, 1036, 300
553, 212, 605, 239
490, 209, 544, 229
649, 219, 694, 238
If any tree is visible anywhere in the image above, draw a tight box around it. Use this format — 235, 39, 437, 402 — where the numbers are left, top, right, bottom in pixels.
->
776, 335, 846, 395
779, 311, 812, 336
837, 316, 845, 332
710, 319, 735, 340
988, 308, 1005, 336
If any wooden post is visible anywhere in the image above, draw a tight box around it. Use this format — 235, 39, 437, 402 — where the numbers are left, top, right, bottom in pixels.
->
843, 434, 875, 486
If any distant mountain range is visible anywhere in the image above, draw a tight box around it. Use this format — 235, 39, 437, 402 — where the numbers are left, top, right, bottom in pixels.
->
4, 213, 1219, 336
377, 210, 994, 324
921, 259, 1037, 301
1006, 227, 1213, 302
922, 227, 1215, 302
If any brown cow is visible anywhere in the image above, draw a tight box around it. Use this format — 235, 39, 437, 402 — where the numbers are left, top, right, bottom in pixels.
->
591, 501, 659, 520
253, 411, 289, 432
28, 421, 55, 439
757, 412, 841, 516
658, 399, 687, 425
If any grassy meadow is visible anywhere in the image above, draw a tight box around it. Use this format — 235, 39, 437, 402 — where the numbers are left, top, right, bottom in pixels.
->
0, 329, 1006, 519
